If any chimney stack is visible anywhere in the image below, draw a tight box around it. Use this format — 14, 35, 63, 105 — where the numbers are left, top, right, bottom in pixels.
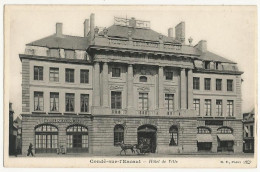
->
56, 23, 63, 37
129, 17, 136, 28
168, 28, 173, 37
175, 22, 185, 44
90, 13, 95, 41
195, 40, 207, 52
84, 19, 89, 37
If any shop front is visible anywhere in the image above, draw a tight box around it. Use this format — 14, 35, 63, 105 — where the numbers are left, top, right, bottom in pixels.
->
217, 127, 235, 152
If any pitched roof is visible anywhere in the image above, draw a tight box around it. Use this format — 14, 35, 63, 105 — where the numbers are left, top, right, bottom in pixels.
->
197, 51, 236, 64
99, 25, 181, 44
27, 34, 89, 50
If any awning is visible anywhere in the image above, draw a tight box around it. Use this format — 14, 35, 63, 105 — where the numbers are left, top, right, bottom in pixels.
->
217, 134, 235, 141
197, 134, 213, 142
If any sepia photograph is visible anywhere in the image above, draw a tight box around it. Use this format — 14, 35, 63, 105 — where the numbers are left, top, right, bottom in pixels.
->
4, 5, 257, 168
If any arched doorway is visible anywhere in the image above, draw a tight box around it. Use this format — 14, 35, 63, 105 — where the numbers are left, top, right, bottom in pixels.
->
35, 124, 58, 153
66, 124, 88, 153
137, 125, 157, 153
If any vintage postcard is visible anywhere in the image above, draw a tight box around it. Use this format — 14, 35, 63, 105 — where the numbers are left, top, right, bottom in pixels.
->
4, 5, 257, 168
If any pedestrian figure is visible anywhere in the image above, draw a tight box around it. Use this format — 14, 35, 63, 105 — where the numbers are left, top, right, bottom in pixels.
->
27, 143, 34, 156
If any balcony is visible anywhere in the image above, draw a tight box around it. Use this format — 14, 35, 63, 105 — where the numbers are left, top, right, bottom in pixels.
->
111, 109, 127, 115
136, 110, 158, 116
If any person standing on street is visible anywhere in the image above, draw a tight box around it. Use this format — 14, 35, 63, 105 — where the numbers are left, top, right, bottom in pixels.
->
27, 143, 34, 156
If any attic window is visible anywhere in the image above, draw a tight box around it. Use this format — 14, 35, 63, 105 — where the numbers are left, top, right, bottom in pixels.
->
215, 62, 220, 70
139, 76, 147, 82
204, 61, 210, 69
49, 48, 59, 58
65, 50, 75, 59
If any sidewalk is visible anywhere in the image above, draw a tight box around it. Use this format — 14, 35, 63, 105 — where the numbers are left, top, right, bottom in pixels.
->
10, 152, 254, 158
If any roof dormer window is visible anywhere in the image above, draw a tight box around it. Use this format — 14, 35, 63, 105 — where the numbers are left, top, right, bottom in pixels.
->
204, 61, 210, 69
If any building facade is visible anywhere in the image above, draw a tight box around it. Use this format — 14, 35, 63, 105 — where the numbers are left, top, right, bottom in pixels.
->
20, 14, 244, 155
243, 109, 255, 153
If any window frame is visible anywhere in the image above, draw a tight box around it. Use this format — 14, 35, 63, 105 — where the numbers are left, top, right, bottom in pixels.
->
50, 92, 59, 112
204, 99, 211, 116
114, 125, 124, 146
49, 67, 59, 82
112, 68, 121, 78
65, 68, 75, 83
169, 126, 178, 146
165, 94, 174, 111
193, 99, 200, 116
139, 76, 148, 82
138, 92, 149, 110
197, 127, 211, 134
227, 100, 234, 116
80, 94, 89, 112
227, 79, 233, 91
65, 93, 75, 112
34, 91, 44, 111
216, 79, 222, 91
111, 91, 122, 109
80, 69, 89, 84
216, 99, 223, 116
165, 71, 173, 80
34, 66, 43, 81
204, 78, 211, 90
193, 77, 200, 90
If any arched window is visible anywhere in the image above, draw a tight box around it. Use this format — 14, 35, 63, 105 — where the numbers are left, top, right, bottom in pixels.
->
114, 125, 124, 146
197, 127, 211, 134
35, 124, 58, 153
217, 127, 233, 134
169, 126, 178, 146
66, 124, 88, 153
139, 76, 147, 82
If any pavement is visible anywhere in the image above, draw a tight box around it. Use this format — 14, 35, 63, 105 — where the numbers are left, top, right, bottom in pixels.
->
10, 152, 254, 158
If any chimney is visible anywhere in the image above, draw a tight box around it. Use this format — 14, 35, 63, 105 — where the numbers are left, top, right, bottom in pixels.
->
129, 17, 136, 28
175, 22, 185, 44
56, 23, 63, 37
168, 28, 173, 37
90, 13, 95, 41
84, 19, 89, 37
196, 40, 207, 52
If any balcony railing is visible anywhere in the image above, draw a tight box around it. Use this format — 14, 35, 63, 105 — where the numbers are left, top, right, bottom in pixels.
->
136, 110, 158, 116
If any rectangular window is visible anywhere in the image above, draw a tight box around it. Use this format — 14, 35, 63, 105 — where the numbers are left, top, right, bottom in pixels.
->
204, 99, 211, 116
245, 126, 249, 137
34, 92, 44, 111
138, 93, 148, 110
204, 61, 210, 69
49, 67, 59, 82
204, 78, 211, 90
216, 100, 222, 116
193, 99, 200, 116
250, 125, 254, 137
227, 79, 233, 91
193, 77, 200, 90
80, 94, 89, 112
80, 70, 89, 84
216, 79, 222, 91
112, 68, 121, 77
50, 92, 59, 112
49, 48, 59, 57
165, 94, 174, 111
65, 50, 75, 59
65, 68, 74, 83
111, 92, 122, 109
227, 100, 234, 116
34, 66, 43, 80
215, 62, 220, 70
165, 72, 173, 80
65, 93, 75, 112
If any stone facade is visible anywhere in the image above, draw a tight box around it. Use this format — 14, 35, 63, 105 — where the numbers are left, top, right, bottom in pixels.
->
20, 14, 244, 155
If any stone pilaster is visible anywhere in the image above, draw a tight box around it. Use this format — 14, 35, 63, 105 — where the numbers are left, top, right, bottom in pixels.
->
180, 68, 187, 109
102, 62, 109, 107
158, 66, 164, 109
187, 69, 193, 109
127, 64, 135, 114
93, 62, 100, 107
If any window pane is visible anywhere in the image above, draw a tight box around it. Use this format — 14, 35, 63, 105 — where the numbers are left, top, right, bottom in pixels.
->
50, 68, 59, 82
50, 92, 59, 112
204, 78, 211, 90
193, 99, 200, 116
111, 92, 122, 109
80, 70, 89, 83
66, 93, 75, 112
34, 92, 44, 111
80, 94, 89, 112
65, 69, 74, 83
227, 80, 233, 91
112, 68, 121, 77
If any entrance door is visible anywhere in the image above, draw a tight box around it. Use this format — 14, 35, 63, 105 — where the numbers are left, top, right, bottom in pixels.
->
137, 125, 157, 153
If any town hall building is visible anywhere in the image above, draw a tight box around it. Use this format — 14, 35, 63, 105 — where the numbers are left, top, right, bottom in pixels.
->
20, 14, 244, 155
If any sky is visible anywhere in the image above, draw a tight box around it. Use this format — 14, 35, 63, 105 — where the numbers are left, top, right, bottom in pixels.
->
6, 5, 257, 118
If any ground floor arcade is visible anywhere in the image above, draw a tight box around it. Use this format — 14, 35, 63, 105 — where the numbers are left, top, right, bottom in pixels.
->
21, 114, 243, 155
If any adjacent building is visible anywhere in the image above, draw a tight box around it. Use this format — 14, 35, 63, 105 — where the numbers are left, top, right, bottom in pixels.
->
20, 14, 244, 155
243, 109, 255, 153
9, 103, 18, 155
